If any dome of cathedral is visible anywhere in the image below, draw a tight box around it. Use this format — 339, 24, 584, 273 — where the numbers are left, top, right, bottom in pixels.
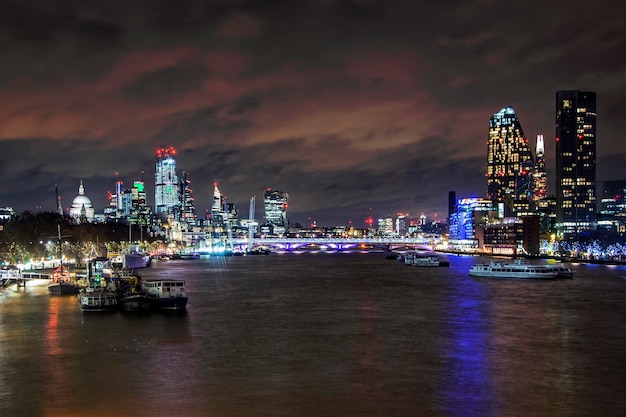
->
69, 180, 95, 222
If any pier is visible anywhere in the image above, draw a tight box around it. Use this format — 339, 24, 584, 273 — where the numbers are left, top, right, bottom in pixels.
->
1, 270, 50, 288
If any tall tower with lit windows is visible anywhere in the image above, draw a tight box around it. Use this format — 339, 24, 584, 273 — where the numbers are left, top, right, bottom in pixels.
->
179, 170, 197, 229
154, 147, 179, 219
264, 188, 289, 235
486, 106, 534, 216
555, 90, 597, 238
532, 134, 548, 203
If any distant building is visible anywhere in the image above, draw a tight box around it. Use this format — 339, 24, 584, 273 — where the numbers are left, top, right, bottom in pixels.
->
69, 180, 95, 223
0, 207, 14, 221
598, 180, 626, 233
486, 106, 534, 216
481, 215, 541, 256
210, 182, 227, 234
448, 191, 457, 223
264, 189, 289, 235
179, 171, 197, 230
154, 147, 179, 220
555, 90, 597, 238
536, 195, 557, 237
127, 181, 152, 227
105, 180, 125, 222
396, 214, 408, 237
378, 217, 394, 236
600, 180, 626, 217
449, 197, 497, 249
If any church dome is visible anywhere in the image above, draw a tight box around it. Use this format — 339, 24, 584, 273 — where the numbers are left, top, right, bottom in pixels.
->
69, 180, 95, 222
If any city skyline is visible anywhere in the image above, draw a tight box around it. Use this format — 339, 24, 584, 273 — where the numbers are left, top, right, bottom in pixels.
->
0, 1, 624, 226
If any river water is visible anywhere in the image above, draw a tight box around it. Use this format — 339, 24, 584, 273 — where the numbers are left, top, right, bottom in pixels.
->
1, 252, 625, 417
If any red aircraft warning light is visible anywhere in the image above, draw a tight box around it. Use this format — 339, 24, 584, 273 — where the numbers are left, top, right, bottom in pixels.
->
156, 147, 177, 158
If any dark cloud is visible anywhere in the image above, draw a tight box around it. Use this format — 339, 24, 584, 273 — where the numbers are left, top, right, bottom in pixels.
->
229, 95, 263, 115
123, 64, 212, 101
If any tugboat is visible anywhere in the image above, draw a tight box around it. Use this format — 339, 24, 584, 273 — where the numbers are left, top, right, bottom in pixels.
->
77, 288, 118, 312
118, 275, 154, 312
119, 293, 154, 312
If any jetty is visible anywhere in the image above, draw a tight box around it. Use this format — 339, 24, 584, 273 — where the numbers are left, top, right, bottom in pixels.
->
1, 269, 51, 288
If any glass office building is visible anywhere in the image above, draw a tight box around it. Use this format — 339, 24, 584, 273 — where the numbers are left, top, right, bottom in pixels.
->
555, 90, 597, 238
486, 106, 534, 216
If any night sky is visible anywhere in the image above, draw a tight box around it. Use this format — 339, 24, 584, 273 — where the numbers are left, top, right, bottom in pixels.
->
1, 0, 624, 226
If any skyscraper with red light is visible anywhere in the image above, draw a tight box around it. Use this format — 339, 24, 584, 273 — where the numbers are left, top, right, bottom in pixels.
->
264, 188, 289, 235
555, 90, 597, 238
154, 147, 179, 219
486, 106, 534, 216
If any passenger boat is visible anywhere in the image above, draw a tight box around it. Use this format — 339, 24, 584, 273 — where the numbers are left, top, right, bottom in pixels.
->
77, 289, 119, 312
549, 264, 575, 278
469, 260, 559, 279
141, 279, 188, 310
413, 256, 441, 267
404, 251, 417, 265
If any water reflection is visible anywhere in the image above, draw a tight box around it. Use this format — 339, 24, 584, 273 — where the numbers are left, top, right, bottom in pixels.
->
440, 277, 494, 417
2, 254, 626, 417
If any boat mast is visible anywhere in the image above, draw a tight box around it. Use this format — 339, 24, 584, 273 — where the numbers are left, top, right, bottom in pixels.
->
58, 224, 63, 269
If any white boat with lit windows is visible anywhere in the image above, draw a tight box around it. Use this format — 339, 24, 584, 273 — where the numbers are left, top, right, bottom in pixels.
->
469, 260, 559, 279
548, 263, 575, 278
141, 279, 188, 310
413, 256, 441, 267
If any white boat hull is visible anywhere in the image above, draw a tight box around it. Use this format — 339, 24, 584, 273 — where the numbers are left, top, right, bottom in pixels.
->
469, 260, 559, 279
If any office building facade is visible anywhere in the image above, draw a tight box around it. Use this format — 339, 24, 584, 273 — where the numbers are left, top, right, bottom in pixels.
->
532, 134, 548, 203
179, 170, 197, 230
264, 189, 289, 235
555, 90, 597, 237
598, 180, 626, 233
154, 147, 179, 219
486, 106, 534, 216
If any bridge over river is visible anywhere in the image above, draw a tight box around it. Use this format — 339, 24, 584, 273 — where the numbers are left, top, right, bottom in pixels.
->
224, 236, 442, 252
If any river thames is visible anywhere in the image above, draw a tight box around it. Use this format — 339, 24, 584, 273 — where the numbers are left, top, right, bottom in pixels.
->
1, 252, 626, 417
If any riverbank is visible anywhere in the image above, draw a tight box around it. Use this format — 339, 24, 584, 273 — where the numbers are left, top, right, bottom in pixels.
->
435, 249, 626, 266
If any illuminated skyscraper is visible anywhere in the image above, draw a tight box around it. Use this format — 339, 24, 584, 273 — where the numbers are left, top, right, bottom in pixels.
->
209, 182, 226, 233
154, 147, 179, 219
264, 188, 288, 234
179, 170, 196, 229
532, 134, 548, 203
129, 180, 151, 226
107, 179, 124, 220
211, 182, 223, 216
486, 106, 534, 216
555, 90, 597, 237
